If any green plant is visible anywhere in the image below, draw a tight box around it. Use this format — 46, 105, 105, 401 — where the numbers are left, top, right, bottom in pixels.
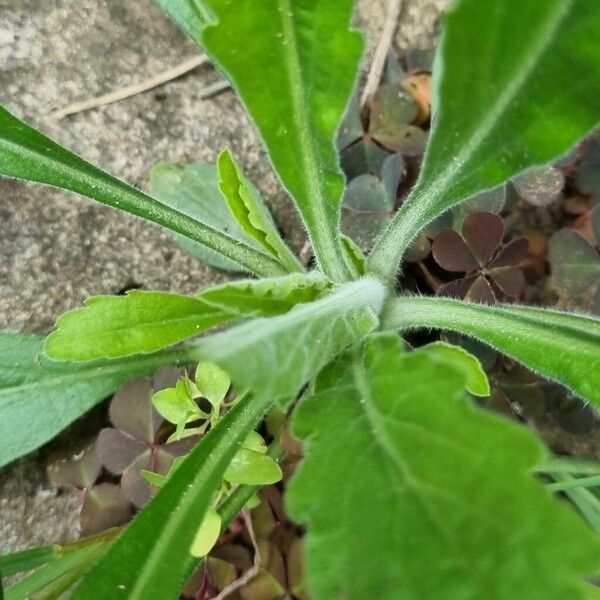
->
1, 0, 600, 598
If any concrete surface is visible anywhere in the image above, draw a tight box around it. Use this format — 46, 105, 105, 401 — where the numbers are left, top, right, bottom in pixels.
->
0, 0, 448, 557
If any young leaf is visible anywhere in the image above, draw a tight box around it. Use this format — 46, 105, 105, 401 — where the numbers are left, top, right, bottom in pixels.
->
44, 273, 329, 362
0, 332, 190, 468
216, 149, 302, 273
383, 295, 600, 406
185, 277, 386, 399
199, 272, 330, 317
223, 448, 282, 485
369, 0, 600, 282
157, 0, 363, 281
195, 361, 230, 408
151, 381, 203, 425
0, 108, 286, 277
287, 334, 600, 600
190, 508, 222, 558
420, 341, 490, 396
44, 291, 231, 361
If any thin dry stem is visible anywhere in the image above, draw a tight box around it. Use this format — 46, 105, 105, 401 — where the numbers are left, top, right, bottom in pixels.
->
360, 0, 403, 108
48, 55, 209, 120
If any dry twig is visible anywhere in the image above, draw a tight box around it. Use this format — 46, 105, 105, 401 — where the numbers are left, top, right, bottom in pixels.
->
211, 510, 262, 600
360, 0, 403, 108
48, 54, 209, 120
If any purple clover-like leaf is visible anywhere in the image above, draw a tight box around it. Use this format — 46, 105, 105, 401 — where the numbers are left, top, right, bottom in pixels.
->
433, 212, 528, 303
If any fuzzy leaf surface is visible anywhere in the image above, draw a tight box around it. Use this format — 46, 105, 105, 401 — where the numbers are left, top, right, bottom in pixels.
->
71, 279, 384, 599
44, 273, 329, 361
384, 296, 600, 406
158, 0, 363, 280
369, 0, 600, 280
216, 149, 301, 272
288, 334, 600, 600
0, 332, 189, 467
186, 277, 385, 399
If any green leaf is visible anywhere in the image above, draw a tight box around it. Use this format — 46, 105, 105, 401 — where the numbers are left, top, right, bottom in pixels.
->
242, 431, 268, 454
216, 149, 302, 272
44, 291, 232, 361
45, 273, 329, 362
223, 448, 282, 485
4, 544, 105, 600
0, 107, 285, 277
288, 334, 600, 600
71, 389, 274, 600
0, 545, 59, 578
151, 380, 203, 425
190, 508, 222, 558
159, 0, 363, 281
0, 332, 190, 467
199, 271, 330, 317
384, 295, 600, 406
148, 162, 252, 272
420, 341, 490, 396
369, 0, 600, 282
195, 361, 230, 408
186, 277, 386, 399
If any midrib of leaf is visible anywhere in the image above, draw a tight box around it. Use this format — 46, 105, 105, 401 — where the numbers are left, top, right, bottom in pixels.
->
62, 312, 225, 339
277, 0, 351, 281
368, 0, 571, 280
427, 0, 569, 199
351, 355, 486, 593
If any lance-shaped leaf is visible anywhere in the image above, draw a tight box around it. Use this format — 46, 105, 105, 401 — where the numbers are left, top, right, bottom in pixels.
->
288, 334, 600, 600
0, 107, 285, 277
216, 149, 302, 273
383, 295, 600, 406
44, 273, 329, 361
71, 278, 384, 600
369, 0, 600, 281
156, 0, 363, 281
0, 332, 191, 467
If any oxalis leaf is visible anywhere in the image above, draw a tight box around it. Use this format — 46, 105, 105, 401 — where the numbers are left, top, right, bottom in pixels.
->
71, 278, 384, 600
0, 107, 285, 277
383, 296, 600, 406
287, 334, 600, 600
44, 273, 329, 361
216, 149, 302, 273
369, 0, 600, 281
0, 332, 190, 467
155, 0, 363, 281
